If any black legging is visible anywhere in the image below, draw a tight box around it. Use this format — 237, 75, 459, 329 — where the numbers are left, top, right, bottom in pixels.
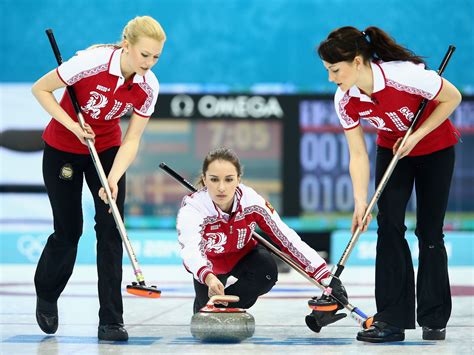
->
34, 143, 125, 325
373, 145, 454, 329
193, 244, 278, 313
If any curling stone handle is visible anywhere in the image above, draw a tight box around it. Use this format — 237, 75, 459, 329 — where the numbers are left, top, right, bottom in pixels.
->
208, 295, 240, 306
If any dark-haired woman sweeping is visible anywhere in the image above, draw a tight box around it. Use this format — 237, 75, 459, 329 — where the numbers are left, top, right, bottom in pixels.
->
317, 26, 461, 342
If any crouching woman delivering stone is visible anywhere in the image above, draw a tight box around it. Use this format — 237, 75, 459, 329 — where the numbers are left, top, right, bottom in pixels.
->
176, 147, 348, 322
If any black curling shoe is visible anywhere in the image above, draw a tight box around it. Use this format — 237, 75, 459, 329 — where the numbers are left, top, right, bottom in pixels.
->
36, 297, 58, 334
98, 324, 129, 341
357, 321, 405, 343
422, 326, 446, 340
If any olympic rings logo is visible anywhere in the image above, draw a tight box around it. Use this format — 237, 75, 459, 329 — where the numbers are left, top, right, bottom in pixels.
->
17, 235, 47, 262
170, 94, 194, 117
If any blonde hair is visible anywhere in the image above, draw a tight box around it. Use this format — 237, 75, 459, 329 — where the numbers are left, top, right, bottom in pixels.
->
122, 15, 166, 45
88, 16, 166, 50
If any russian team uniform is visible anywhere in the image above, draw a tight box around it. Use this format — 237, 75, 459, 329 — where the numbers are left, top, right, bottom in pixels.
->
35, 47, 159, 326
43, 46, 159, 153
335, 61, 459, 330
177, 183, 330, 312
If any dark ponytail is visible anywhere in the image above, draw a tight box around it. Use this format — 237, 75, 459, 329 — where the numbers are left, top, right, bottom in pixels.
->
317, 26, 425, 65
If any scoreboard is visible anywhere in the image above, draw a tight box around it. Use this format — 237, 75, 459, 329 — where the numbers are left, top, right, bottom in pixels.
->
288, 96, 474, 216
297, 98, 378, 214
123, 94, 284, 217
124, 94, 474, 219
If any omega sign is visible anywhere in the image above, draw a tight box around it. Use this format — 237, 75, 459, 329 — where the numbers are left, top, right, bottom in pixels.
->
170, 95, 284, 119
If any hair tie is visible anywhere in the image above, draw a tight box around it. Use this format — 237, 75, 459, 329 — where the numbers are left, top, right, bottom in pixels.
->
361, 31, 371, 44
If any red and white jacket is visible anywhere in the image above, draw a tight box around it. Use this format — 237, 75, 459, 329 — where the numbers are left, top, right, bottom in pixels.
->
43, 46, 159, 154
335, 60, 459, 156
176, 184, 330, 284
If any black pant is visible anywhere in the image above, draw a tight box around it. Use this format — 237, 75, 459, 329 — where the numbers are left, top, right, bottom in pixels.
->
193, 245, 278, 313
374, 146, 454, 329
34, 143, 126, 325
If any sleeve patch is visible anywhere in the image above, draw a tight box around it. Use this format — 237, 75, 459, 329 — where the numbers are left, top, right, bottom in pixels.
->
265, 200, 275, 214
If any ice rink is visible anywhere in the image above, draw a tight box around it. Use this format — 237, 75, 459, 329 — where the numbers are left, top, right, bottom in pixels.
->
1, 264, 472, 355
2, 1, 474, 354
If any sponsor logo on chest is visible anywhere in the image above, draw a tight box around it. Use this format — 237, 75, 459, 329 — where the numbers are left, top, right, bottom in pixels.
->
358, 109, 373, 116
96, 84, 111, 93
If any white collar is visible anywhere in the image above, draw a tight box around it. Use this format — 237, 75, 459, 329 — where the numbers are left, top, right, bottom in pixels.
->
215, 195, 239, 220
348, 61, 385, 102
109, 48, 146, 84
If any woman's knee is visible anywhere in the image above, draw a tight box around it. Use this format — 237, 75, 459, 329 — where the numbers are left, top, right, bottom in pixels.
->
259, 271, 277, 294
51, 226, 82, 247
254, 255, 278, 293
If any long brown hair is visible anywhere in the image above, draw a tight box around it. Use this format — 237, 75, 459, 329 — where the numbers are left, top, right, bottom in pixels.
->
317, 26, 424, 65
197, 147, 243, 188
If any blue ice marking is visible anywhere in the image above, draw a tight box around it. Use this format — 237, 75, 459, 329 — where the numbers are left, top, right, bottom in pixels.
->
2, 335, 162, 345
251, 337, 353, 346
169, 336, 353, 346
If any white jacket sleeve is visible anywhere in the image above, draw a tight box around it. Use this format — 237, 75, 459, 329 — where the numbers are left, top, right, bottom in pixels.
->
334, 89, 359, 129
135, 73, 159, 117
245, 187, 330, 282
382, 61, 442, 100
176, 197, 213, 284
57, 47, 111, 86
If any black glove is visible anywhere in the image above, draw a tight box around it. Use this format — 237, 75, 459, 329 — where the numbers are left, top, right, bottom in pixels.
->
305, 297, 347, 332
321, 275, 348, 306
305, 311, 347, 331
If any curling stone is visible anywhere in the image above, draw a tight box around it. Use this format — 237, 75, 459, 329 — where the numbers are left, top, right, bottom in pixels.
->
190, 295, 255, 343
